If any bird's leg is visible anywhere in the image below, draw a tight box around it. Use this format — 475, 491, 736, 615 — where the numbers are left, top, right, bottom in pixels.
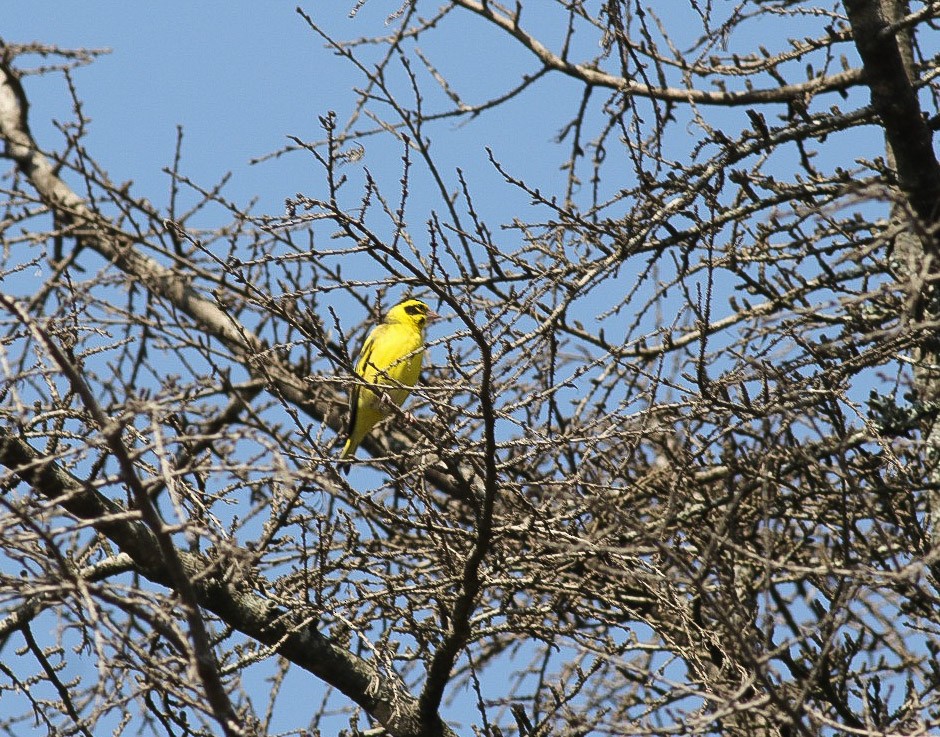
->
378, 390, 416, 424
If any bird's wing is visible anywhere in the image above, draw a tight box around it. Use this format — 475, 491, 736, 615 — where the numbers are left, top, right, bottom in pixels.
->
345, 325, 383, 439
354, 326, 381, 376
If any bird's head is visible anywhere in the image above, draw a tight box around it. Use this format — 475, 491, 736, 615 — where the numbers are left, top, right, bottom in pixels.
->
386, 298, 436, 331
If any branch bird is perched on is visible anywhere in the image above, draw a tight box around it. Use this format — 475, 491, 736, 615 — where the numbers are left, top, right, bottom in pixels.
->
339, 298, 436, 470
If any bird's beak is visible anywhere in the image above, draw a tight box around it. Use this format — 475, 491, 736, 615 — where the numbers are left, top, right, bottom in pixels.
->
426, 309, 440, 323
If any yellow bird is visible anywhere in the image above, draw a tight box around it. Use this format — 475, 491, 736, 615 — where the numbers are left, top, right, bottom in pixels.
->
340, 298, 435, 466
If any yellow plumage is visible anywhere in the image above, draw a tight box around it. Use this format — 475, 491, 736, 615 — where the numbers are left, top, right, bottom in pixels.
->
340, 298, 434, 465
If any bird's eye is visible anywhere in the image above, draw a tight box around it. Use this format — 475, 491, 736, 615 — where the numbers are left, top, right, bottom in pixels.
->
404, 303, 427, 316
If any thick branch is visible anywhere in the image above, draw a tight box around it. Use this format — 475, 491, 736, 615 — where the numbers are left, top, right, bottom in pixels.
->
845, 0, 940, 245
0, 429, 457, 737
452, 0, 863, 106
1, 293, 244, 737
0, 56, 337, 430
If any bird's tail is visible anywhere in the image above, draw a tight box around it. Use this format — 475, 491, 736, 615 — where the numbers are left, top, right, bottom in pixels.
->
338, 437, 356, 475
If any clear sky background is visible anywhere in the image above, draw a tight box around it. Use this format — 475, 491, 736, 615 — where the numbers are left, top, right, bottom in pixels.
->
8, 4, 314, 207
3, 2, 579, 243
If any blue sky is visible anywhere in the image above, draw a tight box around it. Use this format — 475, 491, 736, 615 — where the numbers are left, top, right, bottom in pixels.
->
3, 3, 578, 229
6, 4, 344, 213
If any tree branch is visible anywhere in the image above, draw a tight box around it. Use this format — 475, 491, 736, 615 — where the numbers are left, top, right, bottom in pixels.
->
0, 428, 458, 737
845, 0, 940, 246
451, 0, 863, 106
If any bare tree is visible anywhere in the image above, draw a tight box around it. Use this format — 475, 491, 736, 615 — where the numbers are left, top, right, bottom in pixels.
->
2, 1, 940, 735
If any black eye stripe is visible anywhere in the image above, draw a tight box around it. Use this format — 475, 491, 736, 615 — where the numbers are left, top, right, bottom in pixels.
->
404, 303, 427, 316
